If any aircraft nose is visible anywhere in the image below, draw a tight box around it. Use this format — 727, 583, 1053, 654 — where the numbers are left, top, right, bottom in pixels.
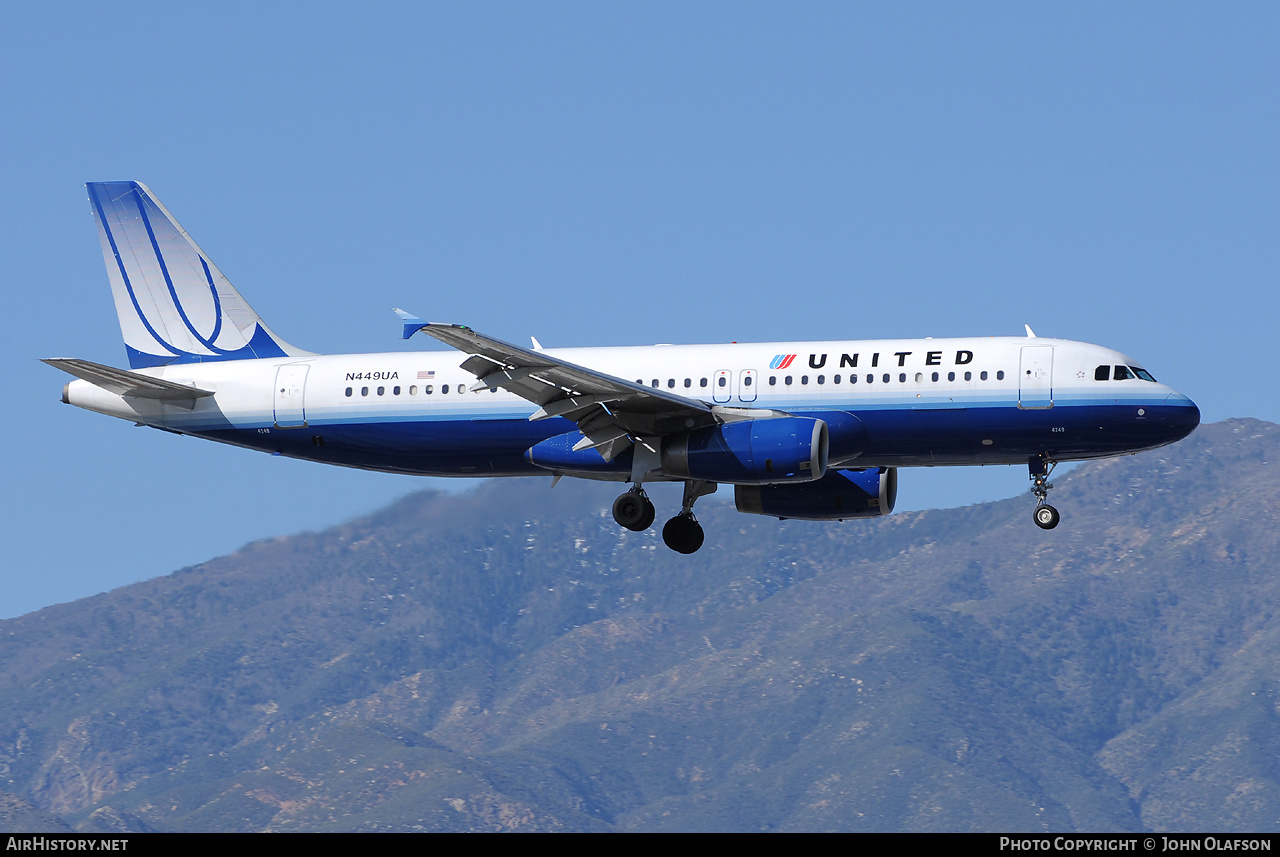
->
1164, 392, 1200, 440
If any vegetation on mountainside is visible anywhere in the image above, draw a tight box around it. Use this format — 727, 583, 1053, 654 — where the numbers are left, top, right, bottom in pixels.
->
1, 420, 1277, 832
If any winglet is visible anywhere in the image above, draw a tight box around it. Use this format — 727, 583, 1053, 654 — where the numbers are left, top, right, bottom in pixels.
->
393, 308, 428, 340
531, 336, 544, 351
1024, 324, 1037, 338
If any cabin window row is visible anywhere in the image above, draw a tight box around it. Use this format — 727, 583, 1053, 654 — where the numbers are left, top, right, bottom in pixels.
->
344, 384, 499, 397
767, 370, 1004, 385
344, 367, 1016, 399
636, 378, 717, 389
632, 371, 1005, 389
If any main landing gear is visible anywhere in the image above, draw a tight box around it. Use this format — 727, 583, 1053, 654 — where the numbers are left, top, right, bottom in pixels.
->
1029, 456, 1060, 530
612, 487, 655, 532
611, 481, 717, 554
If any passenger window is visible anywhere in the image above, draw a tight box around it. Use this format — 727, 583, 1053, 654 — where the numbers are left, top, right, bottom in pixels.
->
425, 385, 433, 394
931, 372, 938, 382
1095, 365, 1110, 381
668, 379, 675, 388
883, 374, 890, 383
964, 372, 972, 381
980, 371, 988, 381
866, 374, 873, 384
718, 376, 726, 387
410, 385, 417, 395
1113, 365, 1134, 381
769, 376, 777, 386
849, 374, 857, 384
834, 374, 841, 384
785, 376, 793, 385
684, 378, 692, 388
393, 386, 401, 395
652, 379, 659, 388
743, 375, 753, 387
915, 373, 923, 383
898, 373, 905, 383
442, 384, 449, 394
801, 375, 809, 385
997, 371, 1004, 380
817, 375, 824, 385
345, 387, 353, 397
361, 387, 369, 396
948, 372, 955, 382
700, 378, 708, 388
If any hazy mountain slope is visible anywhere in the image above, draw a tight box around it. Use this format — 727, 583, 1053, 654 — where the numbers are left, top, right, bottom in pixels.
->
0, 419, 1275, 831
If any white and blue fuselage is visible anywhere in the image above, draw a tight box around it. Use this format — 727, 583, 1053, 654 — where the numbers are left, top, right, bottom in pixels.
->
48, 182, 1200, 553
63, 336, 1198, 475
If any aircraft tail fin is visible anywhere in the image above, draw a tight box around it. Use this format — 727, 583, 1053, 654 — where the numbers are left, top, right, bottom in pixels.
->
86, 181, 313, 369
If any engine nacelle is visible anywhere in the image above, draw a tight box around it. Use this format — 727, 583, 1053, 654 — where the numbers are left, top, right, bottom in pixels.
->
525, 432, 632, 478
735, 467, 898, 520
662, 417, 828, 485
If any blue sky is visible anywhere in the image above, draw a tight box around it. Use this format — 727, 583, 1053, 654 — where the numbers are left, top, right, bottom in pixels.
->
1, 3, 1276, 618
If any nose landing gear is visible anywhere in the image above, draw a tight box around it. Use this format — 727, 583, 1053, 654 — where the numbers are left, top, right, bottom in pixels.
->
1029, 457, 1060, 530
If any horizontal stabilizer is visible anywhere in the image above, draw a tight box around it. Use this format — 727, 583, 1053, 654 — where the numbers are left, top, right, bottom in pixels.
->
42, 358, 214, 400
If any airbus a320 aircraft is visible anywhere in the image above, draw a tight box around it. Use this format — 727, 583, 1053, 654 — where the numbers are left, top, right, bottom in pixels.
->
46, 182, 1200, 554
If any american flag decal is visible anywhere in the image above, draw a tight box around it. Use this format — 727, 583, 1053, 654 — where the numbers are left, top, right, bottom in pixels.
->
418, 370, 435, 380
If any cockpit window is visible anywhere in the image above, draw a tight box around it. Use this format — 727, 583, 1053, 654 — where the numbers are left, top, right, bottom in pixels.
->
1095, 365, 1109, 381
1131, 366, 1157, 382
1113, 365, 1134, 381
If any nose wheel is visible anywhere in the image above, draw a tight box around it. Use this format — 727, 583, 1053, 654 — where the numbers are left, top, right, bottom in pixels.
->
1033, 503, 1060, 530
1029, 457, 1060, 530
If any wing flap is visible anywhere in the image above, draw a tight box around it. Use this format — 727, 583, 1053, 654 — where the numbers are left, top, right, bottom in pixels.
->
409, 322, 719, 458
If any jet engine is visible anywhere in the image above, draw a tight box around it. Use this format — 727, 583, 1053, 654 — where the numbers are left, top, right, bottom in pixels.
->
734, 467, 898, 520
661, 416, 828, 484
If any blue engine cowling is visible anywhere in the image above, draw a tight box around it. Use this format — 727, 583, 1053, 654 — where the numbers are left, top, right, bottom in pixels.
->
525, 431, 633, 479
734, 467, 898, 520
662, 416, 828, 484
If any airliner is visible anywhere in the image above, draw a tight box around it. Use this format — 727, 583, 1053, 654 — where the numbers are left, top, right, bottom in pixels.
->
45, 182, 1200, 554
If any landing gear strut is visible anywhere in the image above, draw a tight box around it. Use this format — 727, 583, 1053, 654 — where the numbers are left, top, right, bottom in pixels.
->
662, 480, 716, 554
612, 487, 655, 532
1029, 456, 1060, 530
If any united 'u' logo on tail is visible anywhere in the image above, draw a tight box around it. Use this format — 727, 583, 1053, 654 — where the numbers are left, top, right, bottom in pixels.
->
87, 182, 310, 369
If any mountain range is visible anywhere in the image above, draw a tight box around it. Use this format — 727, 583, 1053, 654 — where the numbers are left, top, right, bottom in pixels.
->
1, 418, 1277, 831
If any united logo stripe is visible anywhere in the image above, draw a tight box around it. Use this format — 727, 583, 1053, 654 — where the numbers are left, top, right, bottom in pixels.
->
770, 354, 797, 370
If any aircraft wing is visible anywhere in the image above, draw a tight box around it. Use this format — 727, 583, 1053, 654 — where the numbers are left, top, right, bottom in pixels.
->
42, 358, 215, 401
406, 320, 717, 461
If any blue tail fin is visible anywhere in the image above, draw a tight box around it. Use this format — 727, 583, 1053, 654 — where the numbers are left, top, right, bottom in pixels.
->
87, 181, 312, 368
